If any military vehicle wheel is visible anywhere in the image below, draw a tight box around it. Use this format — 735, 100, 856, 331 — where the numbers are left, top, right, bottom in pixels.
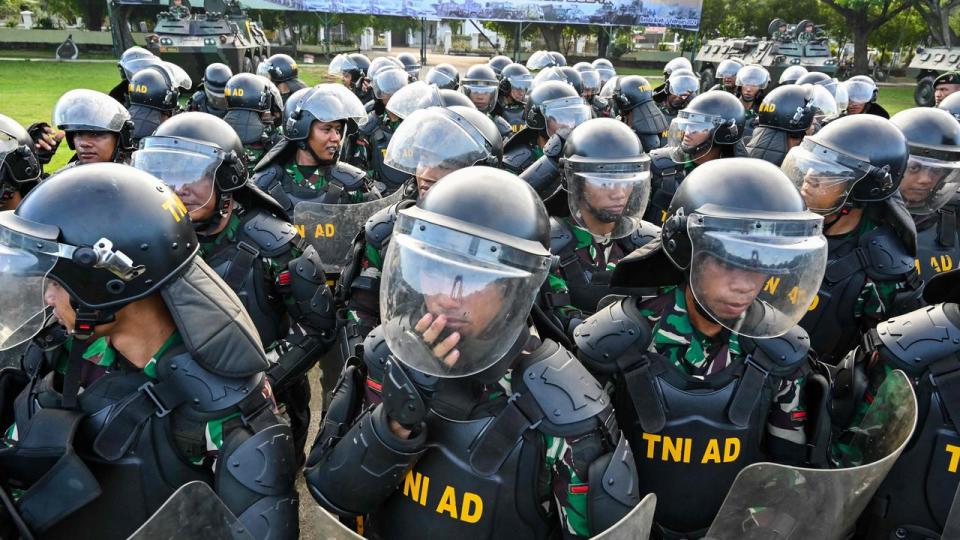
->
243, 56, 254, 74
915, 75, 935, 107
699, 66, 714, 92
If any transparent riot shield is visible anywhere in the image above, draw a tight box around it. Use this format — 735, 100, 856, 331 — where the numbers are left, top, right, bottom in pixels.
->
594, 492, 657, 540
126, 481, 254, 540
705, 369, 918, 540
293, 189, 404, 274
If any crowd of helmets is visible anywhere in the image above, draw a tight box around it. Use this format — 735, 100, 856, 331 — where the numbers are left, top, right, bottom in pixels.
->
7, 38, 960, 539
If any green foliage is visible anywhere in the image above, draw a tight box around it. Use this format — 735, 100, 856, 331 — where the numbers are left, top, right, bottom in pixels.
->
608, 31, 631, 58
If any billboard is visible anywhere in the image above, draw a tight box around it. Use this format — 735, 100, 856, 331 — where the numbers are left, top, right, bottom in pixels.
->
276, 0, 702, 30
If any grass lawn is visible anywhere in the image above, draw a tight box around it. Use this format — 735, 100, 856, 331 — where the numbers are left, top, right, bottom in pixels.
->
0, 59, 921, 172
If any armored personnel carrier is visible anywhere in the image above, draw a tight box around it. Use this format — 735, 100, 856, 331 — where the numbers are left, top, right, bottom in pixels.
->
144, 0, 270, 87
694, 19, 837, 91
907, 46, 960, 106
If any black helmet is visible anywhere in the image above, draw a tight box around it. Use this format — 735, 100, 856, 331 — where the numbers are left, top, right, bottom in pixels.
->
758, 84, 827, 134
282, 83, 367, 143
397, 52, 421, 80
128, 65, 180, 111
715, 59, 743, 80
561, 118, 652, 235
667, 90, 745, 163
735, 65, 770, 103
592, 58, 616, 85
329, 53, 371, 90
524, 80, 585, 133
202, 63, 233, 110
0, 113, 41, 190
54, 89, 135, 153
559, 66, 584, 96
118, 46, 158, 81
938, 91, 960, 122
666, 69, 700, 99
782, 114, 909, 214
380, 166, 550, 381
605, 75, 655, 115
531, 66, 570, 89
526, 50, 558, 71
844, 75, 878, 105
257, 53, 299, 83
794, 71, 838, 97
368, 57, 404, 81
385, 81, 477, 120
134, 111, 247, 196
223, 73, 283, 144
439, 89, 476, 109
488, 55, 512, 77
660, 158, 826, 337
499, 63, 533, 103
663, 56, 692, 78
1, 163, 197, 316
462, 64, 500, 113
779, 65, 809, 85
424, 63, 460, 90
549, 51, 567, 67
371, 67, 410, 101
890, 107, 960, 215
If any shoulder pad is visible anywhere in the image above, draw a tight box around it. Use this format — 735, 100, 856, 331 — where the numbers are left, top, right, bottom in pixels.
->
502, 145, 536, 174
622, 220, 661, 251
649, 148, 679, 176
359, 112, 379, 137
239, 210, 299, 257
328, 162, 369, 190
238, 181, 286, 215
520, 340, 609, 431
737, 325, 810, 376
252, 163, 285, 192
875, 303, 960, 376
880, 195, 918, 256
573, 297, 653, 374
360, 325, 392, 383
504, 127, 538, 151
365, 200, 413, 249
156, 351, 265, 413
549, 217, 575, 256
861, 225, 917, 281
494, 116, 513, 138
253, 139, 292, 172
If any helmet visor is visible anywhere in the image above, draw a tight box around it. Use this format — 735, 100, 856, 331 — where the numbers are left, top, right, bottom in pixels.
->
845, 80, 876, 104
131, 136, 224, 214
386, 81, 443, 120
596, 67, 616, 86
899, 154, 960, 214
779, 66, 808, 85
384, 108, 492, 181
667, 112, 721, 163
543, 97, 592, 138
327, 54, 358, 76
425, 68, 458, 89
580, 70, 601, 94
526, 51, 557, 71
204, 85, 228, 110
301, 84, 368, 126
687, 211, 827, 338
461, 82, 498, 113
161, 61, 192, 92
669, 74, 700, 97
0, 132, 40, 183
0, 221, 61, 350
807, 85, 839, 132
716, 61, 742, 79
381, 214, 549, 378
565, 160, 652, 239
736, 67, 769, 88
120, 56, 162, 80
53, 89, 130, 133
507, 74, 534, 103
373, 69, 409, 100
781, 141, 869, 214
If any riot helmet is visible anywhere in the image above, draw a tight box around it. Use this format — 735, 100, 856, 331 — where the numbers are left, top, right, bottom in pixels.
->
127, 65, 180, 141
715, 59, 743, 87
660, 158, 827, 338
202, 63, 233, 111
0, 162, 198, 349
735, 65, 770, 103
256, 53, 299, 83
371, 67, 410, 105
53, 89, 134, 159
667, 90, 746, 163
368, 57, 404, 81
561, 118, 652, 238
461, 64, 500, 114
384, 105, 502, 199
132, 112, 247, 226
440, 89, 476, 109
559, 66, 584, 96
592, 58, 616, 86
663, 57, 693, 78
424, 63, 460, 90
222, 73, 283, 145
118, 46, 158, 81
938, 91, 960, 122
782, 114, 909, 215
758, 84, 836, 135
549, 51, 567, 66
329, 53, 371, 90
526, 50, 558, 72
380, 166, 551, 379
524, 81, 591, 138
579, 68, 602, 99
573, 62, 594, 72
386, 81, 475, 120
283, 83, 367, 142
0, 114, 41, 200
160, 62, 192, 94
666, 69, 700, 106
795, 72, 839, 98
488, 55, 512, 77
890, 107, 960, 215
499, 63, 533, 104
603, 75, 654, 115
397, 52, 421, 80
779, 65, 809, 85
844, 75, 878, 114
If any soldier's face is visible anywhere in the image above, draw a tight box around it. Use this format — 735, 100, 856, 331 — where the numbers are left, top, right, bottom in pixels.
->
74, 131, 118, 164
847, 101, 866, 114
44, 280, 75, 330
510, 87, 527, 103
422, 275, 507, 339
308, 121, 343, 161
740, 84, 760, 101
799, 172, 849, 213
581, 176, 634, 223
935, 83, 960, 106
174, 175, 216, 220
415, 163, 457, 199
694, 256, 766, 320
722, 76, 736, 88
900, 159, 947, 204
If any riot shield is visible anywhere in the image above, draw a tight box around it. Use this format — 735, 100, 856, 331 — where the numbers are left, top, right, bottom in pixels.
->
300, 502, 365, 539
593, 492, 657, 540
943, 484, 960, 539
126, 481, 254, 540
293, 189, 404, 274
705, 369, 918, 540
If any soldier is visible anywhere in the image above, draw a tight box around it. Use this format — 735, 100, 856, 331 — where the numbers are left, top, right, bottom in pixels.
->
168, 0, 191, 18
778, 65, 809, 86
526, 49, 559, 72
187, 63, 233, 118
487, 54, 512, 78
578, 67, 605, 117
771, 19, 790, 41
934, 71, 960, 107
601, 74, 669, 152
222, 73, 284, 173
0, 114, 42, 211
710, 59, 743, 93
257, 53, 309, 103
51, 89, 134, 168
126, 65, 181, 144
550, 51, 567, 66
461, 64, 513, 139
0, 163, 298, 539
536, 118, 659, 343
305, 167, 640, 539
352, 67, 412, 195
735, 64, 770, 120
108, 46, 157, 106
844, 75, 889, 118
796, 20, 822, 43
397, 52, 421, 81
252, 84, 379, 220
646, 90, 746, 224
575, 158, 828, 538
496, 63, 533, 132
423, 63, 460, 90
133, 111, 336, 465
592, 58, 617, 87
781, 114, 923, 365
656, 69, 700, 142
329, 53, 373, 102
746, 83, 838, 166
653, 57, 693, 100
890, 107, 960, 285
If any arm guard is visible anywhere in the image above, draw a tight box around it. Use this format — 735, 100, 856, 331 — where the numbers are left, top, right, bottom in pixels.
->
287, 245, 337, 336
587, 436, 642, 535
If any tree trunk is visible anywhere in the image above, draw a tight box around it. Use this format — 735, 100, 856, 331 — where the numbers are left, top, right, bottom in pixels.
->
597, 28, 609, 57
81, 0, 106, 31
539, 24, 562, 51
852, 18, 870, 75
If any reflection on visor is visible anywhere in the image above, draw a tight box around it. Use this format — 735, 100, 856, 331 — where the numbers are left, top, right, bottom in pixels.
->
900, 154, 960, 214
669, 75, 699, 96
462, 84, 498, 113
580, 71, 601, 93
565, 159, 652, 239
386, 81, 442, 120
132, 137, 223, 212
668, 115, 719, 163
0, 224, 62, 350
543, 97, 592, 138
845, 80, 875, 104
782, 141, 868, 215
384, 109, 490, 177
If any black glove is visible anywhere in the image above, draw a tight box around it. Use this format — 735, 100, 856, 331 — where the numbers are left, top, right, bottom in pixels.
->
380, 357, 436, 431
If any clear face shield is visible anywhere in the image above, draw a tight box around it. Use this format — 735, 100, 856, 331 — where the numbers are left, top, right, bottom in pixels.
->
508, 74, 534, 104
386, 81, 443, 120
380, 211, 550, 378
579, 70, 601, 98
131, 136, 225, 216
0, 131, 40, 184
899, 151, 960, 215
0, 222, 60, 350
683, 210, 827, 338
667, 111, 724, 164
53, 89, 131, 133
564, 158, 652, 239
461, 80, 499, 113
372, 68, 410, 103
526, 51, 557, 71
542, 96, 592, 138
668, 74, 700, 102
806, 84, 839, 134
781, 139, 874, 215
845, 80, 876, 108
596, 67, 616, 86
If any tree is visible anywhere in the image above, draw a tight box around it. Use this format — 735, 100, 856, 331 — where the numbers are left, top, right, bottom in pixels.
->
911, 0, 960, 46
819, 0, 913, 74
77, 0, 105, 30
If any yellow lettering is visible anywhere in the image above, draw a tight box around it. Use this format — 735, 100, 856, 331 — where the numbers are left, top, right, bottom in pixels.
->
724, 438, 741, 463
420, 475, 430, 505
435, 486, 458, 519
683, 437, 692, 463
325, 224, 335, 237
402, 471, 430, 506
941, 255, 954, 272
642, 433, 661, 459
808, 294, 820, 311
662, 436, 684, 462
915, 259, 922, 275
763, 276, 781, 295
946, 444, 960, 473
314, 224, 325, 238
294, 224, 305, 238
161, 196, 188, 223
932, 256, 942, 273
381, 148, 387, 158
787, 286, 800, 305
701, 438, 721, 464
660, 210, 668, 224
759, 102, 776, 113
460, 492, 483, 523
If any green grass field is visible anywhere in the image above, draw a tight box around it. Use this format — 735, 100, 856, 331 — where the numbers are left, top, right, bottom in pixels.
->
0, 59, 919, 172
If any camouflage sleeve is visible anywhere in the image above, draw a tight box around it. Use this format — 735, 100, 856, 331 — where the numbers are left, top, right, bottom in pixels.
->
543, 434, 593, 538
345, 242, 383, 337
765, 371, 807, 455
543, 272, 586, 335
853, 278, 900, 328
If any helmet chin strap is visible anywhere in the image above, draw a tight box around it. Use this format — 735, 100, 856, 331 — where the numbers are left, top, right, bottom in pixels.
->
62, 304, 116, 409
192, 191, 233, 234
